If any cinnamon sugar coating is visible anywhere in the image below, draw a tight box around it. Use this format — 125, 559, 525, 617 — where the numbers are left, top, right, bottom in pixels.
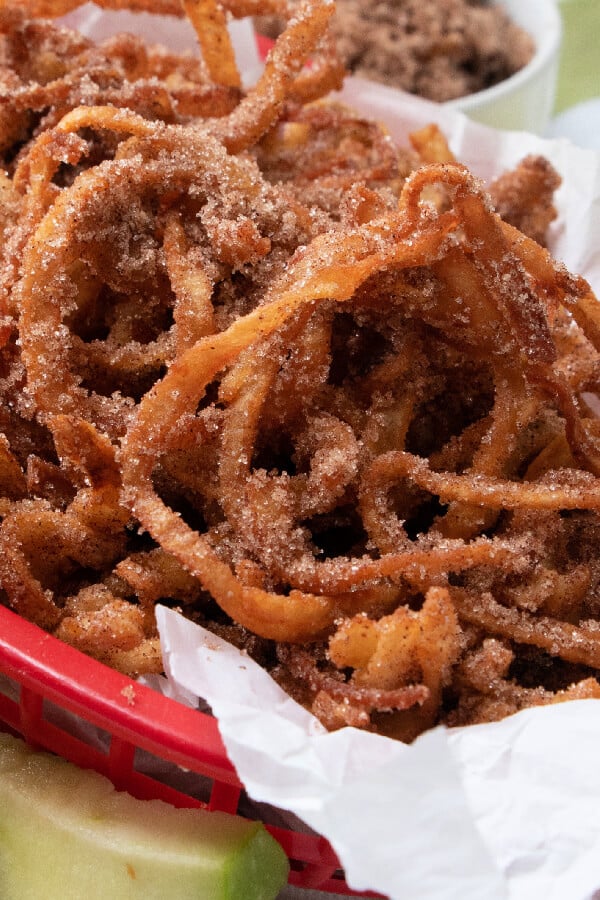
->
1, 1, 600, 742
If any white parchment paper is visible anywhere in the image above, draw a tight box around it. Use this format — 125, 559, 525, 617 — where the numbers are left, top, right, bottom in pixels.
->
56, 8, 600, 898
156, 606, 600, 900
336, 76, 600, 297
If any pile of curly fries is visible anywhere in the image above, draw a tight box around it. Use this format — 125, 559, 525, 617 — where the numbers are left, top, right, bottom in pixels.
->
2, 0, 600, 741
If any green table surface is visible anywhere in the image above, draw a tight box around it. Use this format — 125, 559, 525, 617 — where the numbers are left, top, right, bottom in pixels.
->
555, 0, 600, 111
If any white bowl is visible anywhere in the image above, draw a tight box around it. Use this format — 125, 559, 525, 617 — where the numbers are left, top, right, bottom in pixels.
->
446, 0, 562, 133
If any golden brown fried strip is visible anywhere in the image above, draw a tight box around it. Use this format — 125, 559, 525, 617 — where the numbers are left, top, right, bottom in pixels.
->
183, 0, 241, 89
367, 450, 600, 512
452, 589, 600, 671
211, 0, 343, 153
0, 0, 184, 16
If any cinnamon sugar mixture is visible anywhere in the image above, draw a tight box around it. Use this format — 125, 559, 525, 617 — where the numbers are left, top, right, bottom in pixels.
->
257, 0, 535, 101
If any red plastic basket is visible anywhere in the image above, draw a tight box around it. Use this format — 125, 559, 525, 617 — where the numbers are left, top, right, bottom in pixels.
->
0, 602, 385, 896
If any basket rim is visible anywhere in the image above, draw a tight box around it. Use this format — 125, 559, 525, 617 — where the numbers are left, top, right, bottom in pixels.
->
0, 603, 239, 783
0, 603, 388, 896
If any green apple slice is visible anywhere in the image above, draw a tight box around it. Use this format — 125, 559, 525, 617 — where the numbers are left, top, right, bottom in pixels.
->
0, 732, 288, 900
